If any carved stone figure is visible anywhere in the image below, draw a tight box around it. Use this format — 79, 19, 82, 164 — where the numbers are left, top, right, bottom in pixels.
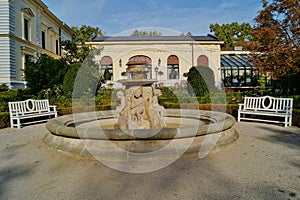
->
115, 61, 165, 130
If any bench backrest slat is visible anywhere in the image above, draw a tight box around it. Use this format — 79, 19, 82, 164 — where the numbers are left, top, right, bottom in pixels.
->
243, 96, 293, 112
9, 99, 52, 116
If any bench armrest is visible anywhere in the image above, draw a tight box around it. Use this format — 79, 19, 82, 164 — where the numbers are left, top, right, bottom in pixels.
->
49, 105, 57, 112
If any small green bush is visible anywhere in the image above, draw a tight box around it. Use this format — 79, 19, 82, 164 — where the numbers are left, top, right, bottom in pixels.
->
0, 112, 10, 128
0, 89, 32, 112
292, 109, 300, 127
24, 54, 69, 95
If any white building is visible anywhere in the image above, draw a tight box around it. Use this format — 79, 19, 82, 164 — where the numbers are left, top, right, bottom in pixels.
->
0, 0, 73, 88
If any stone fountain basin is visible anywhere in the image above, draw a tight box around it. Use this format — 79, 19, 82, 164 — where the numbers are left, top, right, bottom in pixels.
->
44, 109, 238, 159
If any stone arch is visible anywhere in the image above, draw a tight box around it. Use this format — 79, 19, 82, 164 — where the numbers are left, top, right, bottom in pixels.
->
100, 56, 113, 80
197, 55, 209, 67
167, 55, 179, 79
128, 55, 152, 78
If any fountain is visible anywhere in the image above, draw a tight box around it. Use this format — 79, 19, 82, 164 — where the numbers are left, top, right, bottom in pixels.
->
115, 61, 166, 130
44, 61, 238, 172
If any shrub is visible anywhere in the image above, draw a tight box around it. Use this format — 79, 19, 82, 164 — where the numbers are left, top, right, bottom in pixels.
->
292, 109, 300, 127
186, 66, 216, 97
0, 112, 9, 128
24, 54, 69, 95
63, 63, 81, 96
72, 63, 100, 98
0, 89, 32, 112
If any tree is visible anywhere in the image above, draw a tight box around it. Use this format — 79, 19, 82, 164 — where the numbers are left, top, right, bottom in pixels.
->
72, 25, 104, 43
180, 32, 193, 36
130, 29, 162, 36
186, 66, 216, 97
24, 54, 69, 95
210, 22, 256, 50
62, 25, 104, 63
253, 0, 300, 79
63, 47, 104, 97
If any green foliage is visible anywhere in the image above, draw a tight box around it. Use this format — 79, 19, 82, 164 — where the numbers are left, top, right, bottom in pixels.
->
24, 54, 69, 95
72, 25, 104, 43
293, 95, 300, 109
72, 63, 100, 98
180, 32, 193, 36
131, 29, 162, 36
36, 85, 72, 106
0, 112, 9, 128
0, 89, 32, 112
62, 25, 104, 63
186, 66, 216, 97
210, 22, 254, 50
61, 40, 80, 64
158, 87, 177, 98
272, 71, 300, 95
103, 69, 113, 80
292, 109, 300, 127
0, 84, 9, 92
255, 77, 271, 95
63, 63, 81, 96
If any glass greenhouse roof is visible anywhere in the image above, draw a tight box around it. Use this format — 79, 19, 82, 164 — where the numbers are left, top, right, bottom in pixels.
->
221, 54, 254, 69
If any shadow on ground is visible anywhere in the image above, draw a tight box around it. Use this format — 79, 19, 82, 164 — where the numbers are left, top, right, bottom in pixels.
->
255, 125, 300, 148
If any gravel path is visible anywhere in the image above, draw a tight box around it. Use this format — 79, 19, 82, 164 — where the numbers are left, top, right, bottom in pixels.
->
0, 122, 299, 200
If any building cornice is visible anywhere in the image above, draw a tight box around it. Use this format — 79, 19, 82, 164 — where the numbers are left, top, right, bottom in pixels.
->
29, 0, 74, 35
1, 33, 61, 58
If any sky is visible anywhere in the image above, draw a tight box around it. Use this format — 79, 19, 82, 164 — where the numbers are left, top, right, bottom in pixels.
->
43, 0, 263, 36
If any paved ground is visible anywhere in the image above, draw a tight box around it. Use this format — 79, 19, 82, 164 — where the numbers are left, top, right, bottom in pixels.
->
0, 122, 299, 200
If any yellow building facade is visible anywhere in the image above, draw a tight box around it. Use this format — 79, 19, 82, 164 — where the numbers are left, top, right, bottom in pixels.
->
0, 0, 73, 88
87, 35, 224, 88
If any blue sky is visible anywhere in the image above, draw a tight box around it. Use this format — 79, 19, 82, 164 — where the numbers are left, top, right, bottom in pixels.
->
43, 0, 262, 36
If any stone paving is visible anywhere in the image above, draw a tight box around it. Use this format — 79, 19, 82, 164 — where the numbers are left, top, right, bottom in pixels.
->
0, 122, 299, 200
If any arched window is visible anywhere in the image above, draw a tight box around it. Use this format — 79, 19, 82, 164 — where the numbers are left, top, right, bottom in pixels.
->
197, 55, 209, 67
100, 56, 113, 80
128, 55, 152, 79
167, 55, 179, 79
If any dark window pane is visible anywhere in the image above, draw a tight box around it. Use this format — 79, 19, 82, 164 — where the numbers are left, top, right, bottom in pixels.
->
42, 31, 46, 49
24, 19, 29, 40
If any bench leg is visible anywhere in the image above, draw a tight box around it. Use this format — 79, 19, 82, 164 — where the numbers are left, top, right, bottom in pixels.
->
288, 115, 292, 127
17, 119, 21, 129
284, 116, 288, 127
10, 118, 14, 128
237, 111, 241, 122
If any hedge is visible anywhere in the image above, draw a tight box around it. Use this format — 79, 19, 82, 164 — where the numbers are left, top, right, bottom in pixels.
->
1, 105, 299, 129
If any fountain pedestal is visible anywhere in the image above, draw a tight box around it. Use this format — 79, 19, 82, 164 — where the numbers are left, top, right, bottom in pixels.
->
115, 61, 165, 130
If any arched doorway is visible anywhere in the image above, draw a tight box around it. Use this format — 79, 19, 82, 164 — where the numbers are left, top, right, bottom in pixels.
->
100, 56, 113, 80
167, 55, 179, 79
128, 55, 152, 79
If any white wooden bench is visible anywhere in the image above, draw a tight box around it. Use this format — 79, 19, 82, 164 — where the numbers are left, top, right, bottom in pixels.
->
238, 96, 293, 127
9, 99, 57, 128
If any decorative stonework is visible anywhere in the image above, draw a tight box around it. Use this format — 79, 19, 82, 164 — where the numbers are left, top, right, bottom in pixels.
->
115, 61, 166, 130
115, 86, 166, 130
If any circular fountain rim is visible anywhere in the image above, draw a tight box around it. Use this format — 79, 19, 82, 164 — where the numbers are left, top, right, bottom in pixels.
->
46, 109, 236, 140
